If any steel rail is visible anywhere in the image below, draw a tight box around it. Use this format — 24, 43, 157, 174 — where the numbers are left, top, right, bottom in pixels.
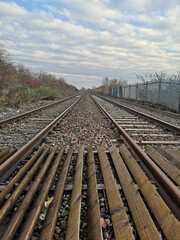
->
107, 96, 180, 118
66, 145, 84, 240
0, 148, 17, 165
18, 146, 64, 240
119, 144, 180, 239
0, 147, 50, 224
0, 95, 82, 178
2, 146, 58, 240
87, 146, 103, 240
109, 145, 161, 239
0, 145, 44, 205
39, 147, 74, 240
0, 149, 9, 159
98, 146, 134, 239
97, 95, 180, 134
0, 94, 78, 126
91, 95, 180, 218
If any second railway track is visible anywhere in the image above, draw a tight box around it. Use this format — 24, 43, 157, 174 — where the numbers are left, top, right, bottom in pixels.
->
0, 95, 79, 149
0, 93, 179, 240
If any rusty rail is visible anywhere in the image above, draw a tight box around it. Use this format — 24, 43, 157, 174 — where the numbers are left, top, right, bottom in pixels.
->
0, 95, 81, 178
0, 145, 44, 205
97, 95, 180, 134
39, 147, 74, 240
66, 145, 84, 239
2, 146, 57, 240
98, 145, 134, 239
87, 146, 103, 240
111, 145, 180, 240
92, 95, 180, 219
0, 149, 17, 165
110, 145, 161, 239
0, 145, 180, 239
0, 94, 78, 126
18, 146, 64, 240
0, 147, 50, 224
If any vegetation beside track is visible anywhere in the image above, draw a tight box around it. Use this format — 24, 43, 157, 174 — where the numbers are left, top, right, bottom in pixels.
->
0, 44, 77, 107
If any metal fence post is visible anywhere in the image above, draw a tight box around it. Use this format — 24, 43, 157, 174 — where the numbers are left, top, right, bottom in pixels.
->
136, 83, 138, 100
117, 86, 119, 97
129, 85, 131, 99
178, 85, 180, 113
119, 86, 122, 97
145, 81, 148, 102
158, 78, 161, 104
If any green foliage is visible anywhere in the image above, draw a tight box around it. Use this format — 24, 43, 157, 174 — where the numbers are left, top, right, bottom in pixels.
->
0, 44, 77, 107
0, 82, 76, 107
37, 86, 76, 97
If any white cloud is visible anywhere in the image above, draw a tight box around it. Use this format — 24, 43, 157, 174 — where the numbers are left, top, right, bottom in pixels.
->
0, 1, 180, 88
0, 2, 27, 16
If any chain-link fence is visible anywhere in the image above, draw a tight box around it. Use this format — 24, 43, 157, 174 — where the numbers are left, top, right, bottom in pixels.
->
110, 80, 180, 113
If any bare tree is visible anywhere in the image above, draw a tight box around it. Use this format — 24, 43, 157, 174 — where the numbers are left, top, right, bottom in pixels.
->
109, 77, 127, 87
102, 76, 109, 86
0, 43, 16, 82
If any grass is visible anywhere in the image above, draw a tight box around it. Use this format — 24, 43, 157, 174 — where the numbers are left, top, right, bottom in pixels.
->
37, 86, 75, 98
0, 82, 77, 107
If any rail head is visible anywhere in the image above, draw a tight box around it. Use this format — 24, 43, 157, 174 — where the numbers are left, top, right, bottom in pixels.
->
0, 94, 79, 126
91, 94, 180, 219
96, 94, 180, 134
0, 95, 82, 178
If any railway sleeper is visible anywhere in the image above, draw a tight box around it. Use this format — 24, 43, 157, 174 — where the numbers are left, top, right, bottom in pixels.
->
0, 144, 179, 240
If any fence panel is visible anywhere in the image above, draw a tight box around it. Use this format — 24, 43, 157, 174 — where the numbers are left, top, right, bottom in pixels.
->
147, 82, 158, 103
110, 80, 180, 113
160, 82, 180, 112
130, 85, 136, 99
137, 83, 146, 101
123, 86, 129, 98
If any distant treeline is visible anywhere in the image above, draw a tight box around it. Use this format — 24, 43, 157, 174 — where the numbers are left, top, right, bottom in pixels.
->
93, 72, 180, 95
0, 43, 77, 107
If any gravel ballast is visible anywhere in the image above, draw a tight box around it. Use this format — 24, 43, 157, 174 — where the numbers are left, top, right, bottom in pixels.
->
0, 97, 78, 149
47, 94, 120, 151
103, 95, 180, 127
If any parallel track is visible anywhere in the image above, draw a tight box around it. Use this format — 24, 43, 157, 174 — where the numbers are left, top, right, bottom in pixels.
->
107, 96, 180, 119
95, 96, 180, 145
0, 96, 81, 181
0, 93, 179, 239
92, 95, 180, 217
0, 95, 77, 126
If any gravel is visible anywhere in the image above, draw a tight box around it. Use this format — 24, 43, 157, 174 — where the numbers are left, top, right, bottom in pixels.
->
103, 95, 180, 127
0, 94, 175, 239
0, 95, 122, 151
93, 95, 180, 148
47, 94, 121, 151
0, 97, 78, 150
0, 99, 56, 120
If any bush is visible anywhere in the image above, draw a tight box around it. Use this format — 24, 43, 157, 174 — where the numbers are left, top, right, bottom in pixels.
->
36, 86, 76, 98
0, 44, 77, 107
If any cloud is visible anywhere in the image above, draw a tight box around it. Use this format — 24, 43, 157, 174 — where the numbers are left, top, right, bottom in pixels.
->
0, 1, 180, 88
0, 1, 27, 16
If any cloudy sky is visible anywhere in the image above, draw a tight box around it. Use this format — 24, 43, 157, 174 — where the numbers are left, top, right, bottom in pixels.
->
0, 0, 180, 88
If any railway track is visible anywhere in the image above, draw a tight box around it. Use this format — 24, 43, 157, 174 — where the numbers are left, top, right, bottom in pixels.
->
94, 95, 180, 141
106, 96, 180, 120
0, 95, 79, 149
0, 95, 78, 125
0, 93, 179, 239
